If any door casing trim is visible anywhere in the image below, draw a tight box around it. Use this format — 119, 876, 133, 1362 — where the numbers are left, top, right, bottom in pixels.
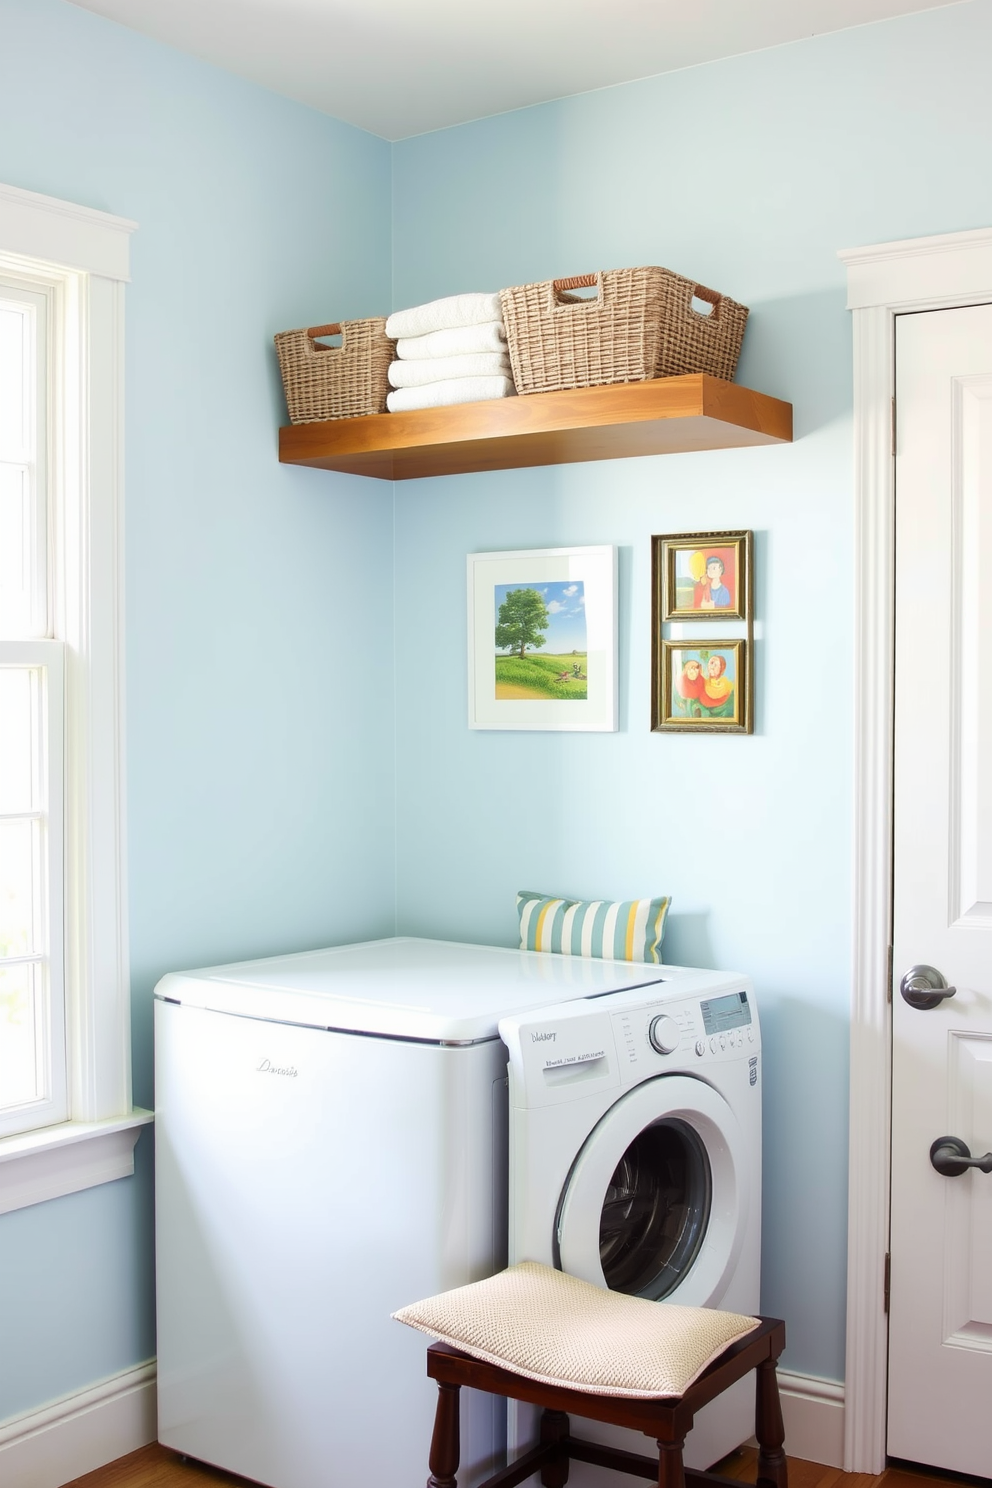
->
839, 225, 992, 1473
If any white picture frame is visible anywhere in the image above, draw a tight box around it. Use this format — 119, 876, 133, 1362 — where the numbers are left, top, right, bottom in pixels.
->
467, 544, 618, 731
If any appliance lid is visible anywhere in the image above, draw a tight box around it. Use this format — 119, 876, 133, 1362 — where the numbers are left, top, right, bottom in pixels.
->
153, 936, 671, 1042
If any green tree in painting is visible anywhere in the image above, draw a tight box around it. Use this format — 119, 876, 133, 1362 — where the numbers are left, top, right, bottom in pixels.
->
495, 587, 549, 658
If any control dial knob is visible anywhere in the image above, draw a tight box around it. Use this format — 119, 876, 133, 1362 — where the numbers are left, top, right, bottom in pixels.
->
648, 1014, 680, 1055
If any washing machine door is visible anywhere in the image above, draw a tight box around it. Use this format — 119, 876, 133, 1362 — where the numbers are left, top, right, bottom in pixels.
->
555, 1075, 748, 1308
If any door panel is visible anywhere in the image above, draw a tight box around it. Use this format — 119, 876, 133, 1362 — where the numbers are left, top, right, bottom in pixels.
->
943, 1033, 992, 1346
954, 376, 992, 925
888, 304, 992, 1475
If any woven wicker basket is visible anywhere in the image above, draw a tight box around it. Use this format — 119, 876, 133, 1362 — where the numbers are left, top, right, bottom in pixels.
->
499, 268, 748, 395
274, 318, 395, 422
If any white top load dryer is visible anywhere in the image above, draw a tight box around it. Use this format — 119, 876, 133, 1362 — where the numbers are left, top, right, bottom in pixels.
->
153, 936, 671, 1488
500, 968, 761, 1474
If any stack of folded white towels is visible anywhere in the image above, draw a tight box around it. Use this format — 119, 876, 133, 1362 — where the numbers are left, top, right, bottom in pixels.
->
383, 292, 515, 413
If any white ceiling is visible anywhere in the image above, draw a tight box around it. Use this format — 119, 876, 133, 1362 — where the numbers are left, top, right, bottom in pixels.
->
69, 0, 963, 140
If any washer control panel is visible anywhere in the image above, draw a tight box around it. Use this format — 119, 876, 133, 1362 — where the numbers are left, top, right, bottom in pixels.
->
499, 971, 758, 1108
613, 989, 755, 1071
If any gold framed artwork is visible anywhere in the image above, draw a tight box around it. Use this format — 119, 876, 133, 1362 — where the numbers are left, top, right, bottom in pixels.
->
656, 530, 752, 621
657, 641, 751, 733
652, 530, 755, 735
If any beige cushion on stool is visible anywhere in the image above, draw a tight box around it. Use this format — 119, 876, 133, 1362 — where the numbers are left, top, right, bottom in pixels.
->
393, 1261, 759, 1400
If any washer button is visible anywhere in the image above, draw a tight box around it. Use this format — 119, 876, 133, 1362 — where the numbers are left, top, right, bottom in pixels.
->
709, 1036, 717, 1052
719, 1034, 726, 1050
695, 1039, 705, 1057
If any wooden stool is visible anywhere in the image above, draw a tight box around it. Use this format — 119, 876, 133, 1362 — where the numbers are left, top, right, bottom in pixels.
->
424, 1315, 787, 1488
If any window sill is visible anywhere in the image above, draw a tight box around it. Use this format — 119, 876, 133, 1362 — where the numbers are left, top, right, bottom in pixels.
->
0, 1110, 153, 1216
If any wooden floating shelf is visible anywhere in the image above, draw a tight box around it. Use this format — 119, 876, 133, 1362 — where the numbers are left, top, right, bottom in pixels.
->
278, 375, 793, 482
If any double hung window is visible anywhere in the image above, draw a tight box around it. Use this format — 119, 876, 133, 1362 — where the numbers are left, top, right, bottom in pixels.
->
0, 180, 148, 1212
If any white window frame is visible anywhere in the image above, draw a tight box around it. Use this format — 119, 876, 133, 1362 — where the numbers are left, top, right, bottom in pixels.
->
0, 181, 151, 1215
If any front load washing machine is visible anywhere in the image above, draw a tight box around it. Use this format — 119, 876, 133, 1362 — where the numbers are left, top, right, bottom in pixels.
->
499, 968, 760, 1475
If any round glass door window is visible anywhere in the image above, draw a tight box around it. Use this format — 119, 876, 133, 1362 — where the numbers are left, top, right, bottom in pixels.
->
555, 1075, 746, 1309
599, 1117, 712, 1300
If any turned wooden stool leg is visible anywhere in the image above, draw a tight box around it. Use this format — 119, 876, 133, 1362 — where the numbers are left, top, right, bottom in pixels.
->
755, 1358, 787, 1488
656, 1439, 686, 1488
540, 1409, 570, 1487
428, 1380, 461, 1488
538, 1404, 571, 1488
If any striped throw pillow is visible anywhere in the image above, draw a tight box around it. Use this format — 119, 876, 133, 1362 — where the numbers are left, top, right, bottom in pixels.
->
517, 891, 670, 964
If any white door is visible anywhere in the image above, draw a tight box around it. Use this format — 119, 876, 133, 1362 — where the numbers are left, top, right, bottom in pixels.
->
888, 303, 992, 1475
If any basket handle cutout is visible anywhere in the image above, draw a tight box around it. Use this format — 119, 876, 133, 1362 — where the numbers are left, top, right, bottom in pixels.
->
689, 286, 722, 322
308, 323, 343, 350
552, 273, 601, 307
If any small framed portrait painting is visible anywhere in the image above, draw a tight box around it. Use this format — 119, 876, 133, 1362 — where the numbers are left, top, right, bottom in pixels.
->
654, 530, 752, 622
655, 641, 752, 733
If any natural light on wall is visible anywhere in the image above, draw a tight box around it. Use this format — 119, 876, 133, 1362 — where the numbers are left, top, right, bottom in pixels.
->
0, 283, 67, 1137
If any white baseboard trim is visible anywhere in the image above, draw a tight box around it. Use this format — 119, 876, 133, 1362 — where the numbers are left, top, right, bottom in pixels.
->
778, 1369, 845, 1470
0, 1357, 842, 1485
0, 1360, 157, 1488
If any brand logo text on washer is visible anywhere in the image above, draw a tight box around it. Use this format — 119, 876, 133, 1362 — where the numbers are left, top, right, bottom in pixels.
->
531, 1031, 556, 1043
256, 1058, 299, 1077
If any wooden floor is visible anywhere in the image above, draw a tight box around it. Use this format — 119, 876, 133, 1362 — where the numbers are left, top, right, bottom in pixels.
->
61, 1442, 987, 1488
717, 1446, 989, 1488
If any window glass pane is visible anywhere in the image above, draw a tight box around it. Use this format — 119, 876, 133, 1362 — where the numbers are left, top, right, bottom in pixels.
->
0, 264, 63, 1139
0, 284, 46, 640
0, 648, 62, 1135
0, 463, 33, 637
0, 302, 29, 457
0, 668, 38, 813
0, 818, 43, 959
0, 962, 44, 1109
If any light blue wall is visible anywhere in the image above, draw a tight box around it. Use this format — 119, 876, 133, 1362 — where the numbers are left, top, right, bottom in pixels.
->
0, 0, 393, 1420
3, 0, 992, 1430
391, 0, 992, 1382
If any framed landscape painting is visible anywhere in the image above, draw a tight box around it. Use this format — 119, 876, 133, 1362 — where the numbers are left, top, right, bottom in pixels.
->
467, 545, 617, 731
656, 640, 752, 733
